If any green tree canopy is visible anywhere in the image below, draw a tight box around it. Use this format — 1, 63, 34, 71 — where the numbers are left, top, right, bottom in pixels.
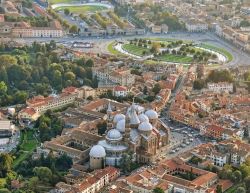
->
153, 187, 164, 193
33, 167, 52, 183
0, 55, 17, 67
0, 81, 7, 95
152, 83, 161, 95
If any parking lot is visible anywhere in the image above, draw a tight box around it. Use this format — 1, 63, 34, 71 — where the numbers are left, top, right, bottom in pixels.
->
160, 117, 204, 159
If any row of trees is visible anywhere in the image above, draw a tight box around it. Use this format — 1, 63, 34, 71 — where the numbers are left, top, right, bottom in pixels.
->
47, 8, 70, 29
91, 13, 110, 29
108, 11, 126, 29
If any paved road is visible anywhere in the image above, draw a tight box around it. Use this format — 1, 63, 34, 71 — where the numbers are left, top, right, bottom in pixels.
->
15, 32, 250, 67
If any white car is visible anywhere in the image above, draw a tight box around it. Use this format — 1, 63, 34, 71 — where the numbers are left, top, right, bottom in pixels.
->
170, 150, 176, 154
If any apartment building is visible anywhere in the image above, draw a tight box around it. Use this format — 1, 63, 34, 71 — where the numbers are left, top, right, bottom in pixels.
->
113, 86, 128, 97
19, 87, 80, 121
0, 20, 64, 38
54, 167, 120, 193
93, 67, 135, 86
207, 82, 233, 93
0, 120, 14, 137
191, 139, 250, 167
185, 19, 208, 32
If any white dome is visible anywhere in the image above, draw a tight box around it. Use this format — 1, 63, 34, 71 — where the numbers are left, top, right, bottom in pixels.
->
107, 129, 122, 141
138, 114, 149, 123
116, 119, 125, 133
89, 145, 106, 157
113, 114, 125, 123
145, 110, 158, 119
138, 121, 153, 132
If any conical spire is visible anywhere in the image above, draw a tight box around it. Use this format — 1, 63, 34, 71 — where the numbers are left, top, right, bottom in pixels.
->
107, 101, 112, 113
129, 100, 140, 126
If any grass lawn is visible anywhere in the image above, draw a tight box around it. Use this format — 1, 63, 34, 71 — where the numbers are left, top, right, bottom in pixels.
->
20, 130, 38, 151
13, 130, 38, 168
157, 54, 193, 63
55, 5, 107, 13
122, 44, 150, 56
199, 43, 233, 62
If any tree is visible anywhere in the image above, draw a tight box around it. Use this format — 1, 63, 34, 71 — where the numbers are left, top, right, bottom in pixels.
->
14, 91, 28, 104
0, 153, 13, 178
235, 187, 246, 193
64, 71, 76, 81
69, 25, 78, 34
33, 167, 52, 183
27, 176, 39, 192
85, 59, 94, 67
152, 83, 161, 95
97, 122, 107, 135
150, 42, 160, 53
207, 69, 233, 83
193, 79, 205, 90
55, 154, 73, 171
219, 164, 233, 179
120, 153, 132, 173
64, 8, 70, 15
0, 189, 11, 193
0, 55, 17, 67
239, 164, 250, 179
172, 49, 177, 55
0, 81, 7, 95
51, 70, 62, 89
0, 67, 8, 83
244, 176, 250, 192
216, 185, 222, 193
153, 187, 164, 193
231, 170, 242, 183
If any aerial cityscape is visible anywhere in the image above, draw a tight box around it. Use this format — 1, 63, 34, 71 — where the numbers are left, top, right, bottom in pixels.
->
0, 0, 249, 192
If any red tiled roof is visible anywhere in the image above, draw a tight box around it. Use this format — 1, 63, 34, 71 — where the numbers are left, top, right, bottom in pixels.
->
114, 86, 127, 91
208, 125, 225, 132
20, 108, 36, 116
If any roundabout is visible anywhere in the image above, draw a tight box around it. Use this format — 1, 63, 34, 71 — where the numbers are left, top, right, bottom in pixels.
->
109, 38, 233, 65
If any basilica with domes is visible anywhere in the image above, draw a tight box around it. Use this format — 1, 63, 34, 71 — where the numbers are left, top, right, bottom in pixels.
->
89, 102, 170, 169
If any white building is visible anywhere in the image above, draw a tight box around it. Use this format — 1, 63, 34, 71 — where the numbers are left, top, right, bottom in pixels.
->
0, 120, 14, 137
207, 82, 233, 93
185, 20, 208, 32
113, 86, 128, 97
215, 24, 223, 37
209, 153, 228, 167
